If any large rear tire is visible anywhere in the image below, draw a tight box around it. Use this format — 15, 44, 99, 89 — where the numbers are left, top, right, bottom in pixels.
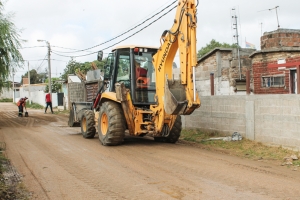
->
154, 115, 182, 143
98, 101, 126, 146
81, 110, 96, 138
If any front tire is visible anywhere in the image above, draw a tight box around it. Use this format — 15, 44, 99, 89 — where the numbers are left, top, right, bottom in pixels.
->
98, 101, 126, 146
81, 110, 96, 138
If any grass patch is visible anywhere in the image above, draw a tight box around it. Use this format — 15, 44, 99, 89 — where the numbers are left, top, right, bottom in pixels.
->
26, 102, 44, 109
180, 129, 299, 163
293, 160, 300, 166
0, 98, 13, 102
55, 109, 70, 115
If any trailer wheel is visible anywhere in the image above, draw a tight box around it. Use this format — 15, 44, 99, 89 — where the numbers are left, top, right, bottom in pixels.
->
81, 110, 96, 138
68, 107, 80, 127
98, 101, 125, 146
154, 115, 182, 143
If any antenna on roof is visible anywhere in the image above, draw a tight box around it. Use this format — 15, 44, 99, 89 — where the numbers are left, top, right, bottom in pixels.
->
231, 7, 242, 80
258, 6, 280, 29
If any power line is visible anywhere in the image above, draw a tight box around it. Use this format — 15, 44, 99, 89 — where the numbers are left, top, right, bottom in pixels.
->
36, 54, 48, 70
51, 0, 177, 54
52, 4, 177, 58
18, 46, 47, 49
24, 59, 67, 62
51, 46, 95, 53
24, 59, 47, 61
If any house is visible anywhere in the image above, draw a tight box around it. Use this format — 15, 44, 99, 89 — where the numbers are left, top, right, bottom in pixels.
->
250, 29, 300, 94
196, 47, 255, 96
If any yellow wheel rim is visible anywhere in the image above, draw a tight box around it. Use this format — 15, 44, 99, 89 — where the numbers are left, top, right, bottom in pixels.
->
82, 117, 87, 132
101, 113, 108, 135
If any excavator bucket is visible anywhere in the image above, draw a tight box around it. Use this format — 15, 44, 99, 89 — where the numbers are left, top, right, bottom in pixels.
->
164, 79, 188, 115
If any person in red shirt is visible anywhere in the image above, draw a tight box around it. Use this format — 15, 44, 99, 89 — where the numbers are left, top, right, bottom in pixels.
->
45, 93, 53, 114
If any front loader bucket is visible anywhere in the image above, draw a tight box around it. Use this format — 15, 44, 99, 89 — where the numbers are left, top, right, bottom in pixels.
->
164, 79, 188, 115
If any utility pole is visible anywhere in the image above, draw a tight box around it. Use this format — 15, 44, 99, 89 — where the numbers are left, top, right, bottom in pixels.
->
37, 40, 52, 103
232, 9, 242, 80
28, 61, 31, 104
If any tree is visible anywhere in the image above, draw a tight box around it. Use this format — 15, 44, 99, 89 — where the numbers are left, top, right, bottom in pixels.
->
21, 69, 48, 84
44, 78, 62, 93
60, 57, 105, 81
0, 1, 24, 91
197, 39, 238, 58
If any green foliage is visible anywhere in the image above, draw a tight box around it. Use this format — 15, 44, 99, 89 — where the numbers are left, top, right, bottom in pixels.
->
26, 102, 44, 109
44, 78, 62, 93
60, 57, 105, 81
0, 2, 24, 92
0, 98, 12, 102
21, 69, 47, 84
197, 39, 238, 58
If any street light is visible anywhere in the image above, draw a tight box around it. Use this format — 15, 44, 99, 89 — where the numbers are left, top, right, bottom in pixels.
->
37, 40, 52, 103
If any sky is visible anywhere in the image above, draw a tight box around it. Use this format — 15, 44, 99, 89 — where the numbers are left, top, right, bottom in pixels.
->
3, 0, 300, 82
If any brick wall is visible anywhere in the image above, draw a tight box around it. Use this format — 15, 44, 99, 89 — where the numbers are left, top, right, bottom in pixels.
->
261, 29, 300, 50
252, 52, 300, 94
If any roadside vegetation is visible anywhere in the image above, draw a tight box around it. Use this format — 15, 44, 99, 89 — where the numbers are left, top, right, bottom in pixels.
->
25, 102, 44, 109
180, 129, 300, 166
0, 143, 29, 199
0, 98, 12, 102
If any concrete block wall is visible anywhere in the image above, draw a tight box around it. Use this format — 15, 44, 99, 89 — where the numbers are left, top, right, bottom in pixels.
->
183, 94, 300, 150
68, 82, 85, 109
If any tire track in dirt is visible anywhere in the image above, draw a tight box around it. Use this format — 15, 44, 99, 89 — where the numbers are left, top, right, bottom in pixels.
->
142, 144, 299, 199
13, 127, 127, 199
18, 153, 50, 200
0, 111, 30, 128
17, 126, 179, 199
25, 118, 35, 127
2, 102, 300, 200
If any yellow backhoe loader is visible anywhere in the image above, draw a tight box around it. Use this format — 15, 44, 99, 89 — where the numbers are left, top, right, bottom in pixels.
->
69, 0, 200, 145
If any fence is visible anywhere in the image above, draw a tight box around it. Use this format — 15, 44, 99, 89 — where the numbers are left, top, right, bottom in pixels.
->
183, 94, 300, 150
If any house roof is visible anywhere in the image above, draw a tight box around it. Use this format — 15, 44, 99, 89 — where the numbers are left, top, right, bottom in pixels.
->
249, 47, 300, 58
68, 75, 81, 83
197, 47, 233, 64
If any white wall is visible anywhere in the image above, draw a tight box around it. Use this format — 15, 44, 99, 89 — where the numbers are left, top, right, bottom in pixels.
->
17, 86, 61, 108
0, 88, 13, 99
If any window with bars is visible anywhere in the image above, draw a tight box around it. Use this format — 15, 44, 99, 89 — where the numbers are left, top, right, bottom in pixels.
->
261, 75, 285, 88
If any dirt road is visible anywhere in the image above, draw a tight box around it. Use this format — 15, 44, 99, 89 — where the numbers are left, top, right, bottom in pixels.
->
0, 102, 300, 200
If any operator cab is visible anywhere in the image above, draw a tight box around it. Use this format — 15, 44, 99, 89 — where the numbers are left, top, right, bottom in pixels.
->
99, 45, 158, 106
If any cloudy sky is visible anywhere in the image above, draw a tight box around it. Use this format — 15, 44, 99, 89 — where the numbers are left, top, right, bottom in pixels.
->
4, 0, 300, 82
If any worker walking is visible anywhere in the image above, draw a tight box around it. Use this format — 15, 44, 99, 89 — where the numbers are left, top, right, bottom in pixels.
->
45, 93, 53, 114
17, 97, 28, 117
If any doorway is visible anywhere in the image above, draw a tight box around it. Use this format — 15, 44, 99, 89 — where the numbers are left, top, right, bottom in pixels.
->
290, 70, 297, 94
